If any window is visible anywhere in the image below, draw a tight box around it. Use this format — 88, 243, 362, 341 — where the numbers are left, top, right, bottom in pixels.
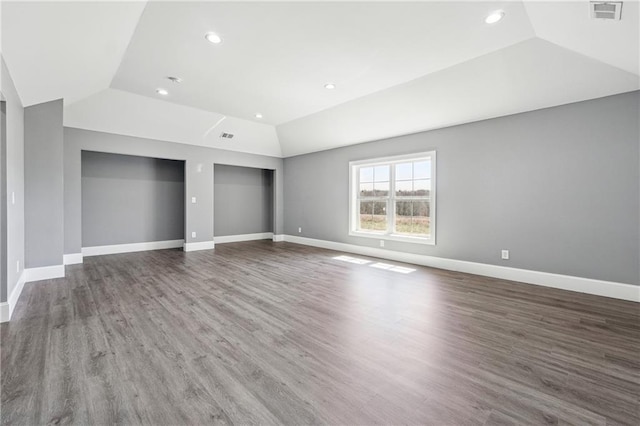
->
349, 152, 436, 245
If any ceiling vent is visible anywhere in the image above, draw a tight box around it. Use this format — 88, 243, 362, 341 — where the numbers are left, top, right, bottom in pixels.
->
220, 132, 234, 139
590, 2, 623, 20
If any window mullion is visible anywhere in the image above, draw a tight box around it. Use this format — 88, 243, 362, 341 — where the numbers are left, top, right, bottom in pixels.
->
350, 152, 435, 244
389, 164, 395, 235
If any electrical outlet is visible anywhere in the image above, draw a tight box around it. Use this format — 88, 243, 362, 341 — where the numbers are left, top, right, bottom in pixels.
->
191, 231, 196, 239
501, 250, 509, 260
298, 227, 302, 233
380, 240, 385, 248
191, 197, 197, 204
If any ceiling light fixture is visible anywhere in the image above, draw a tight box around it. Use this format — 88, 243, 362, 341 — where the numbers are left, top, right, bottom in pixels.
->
255, 113, 263, 119
205, 32, 222, 44
167, 76, 183, 84
324, 83, 336, 90
485, 10, 505, 24
156, 88, 169, 96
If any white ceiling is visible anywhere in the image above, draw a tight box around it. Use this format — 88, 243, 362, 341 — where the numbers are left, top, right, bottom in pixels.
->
65, 88, 282, 157
1, 1, 146, 106
111, 1, 536, 125
278, 37, 639, 156
2, 1, 638, 158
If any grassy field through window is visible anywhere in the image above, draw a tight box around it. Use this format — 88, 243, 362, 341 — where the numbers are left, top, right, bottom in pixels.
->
359, 215, 429, 235
359, 214, 387, 231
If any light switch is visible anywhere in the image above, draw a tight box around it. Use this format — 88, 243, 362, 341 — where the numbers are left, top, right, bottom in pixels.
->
191, 197, 197, 204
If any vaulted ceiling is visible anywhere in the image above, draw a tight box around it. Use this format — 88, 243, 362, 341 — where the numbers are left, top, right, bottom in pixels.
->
2, 1, 638, 157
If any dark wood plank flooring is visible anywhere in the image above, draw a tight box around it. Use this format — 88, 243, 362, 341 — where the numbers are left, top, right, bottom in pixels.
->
1, 241, 639, 425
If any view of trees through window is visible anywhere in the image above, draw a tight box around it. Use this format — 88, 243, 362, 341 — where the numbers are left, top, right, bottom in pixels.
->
357, 159, 432, 236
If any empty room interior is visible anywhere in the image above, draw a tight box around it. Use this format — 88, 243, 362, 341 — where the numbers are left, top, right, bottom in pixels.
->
1, 1, 639, 424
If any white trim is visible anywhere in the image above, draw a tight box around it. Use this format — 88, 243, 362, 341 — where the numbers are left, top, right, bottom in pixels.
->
82, 239, 184, 257
0, 304, 9, 323
183, 240, 216, 252
283, 235, 640, 302
25, 264, 65, 283
63, 253, 83, 265
0, 271, 26, 323
348, 230, 435, 244
349, 151, 436, 246
272, 234, 285, 242
214, 232, 273, 244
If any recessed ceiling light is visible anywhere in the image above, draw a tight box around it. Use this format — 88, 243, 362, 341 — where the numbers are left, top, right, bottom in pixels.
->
205, 32, 222, 44
255, 113, 263, 119
485, 10, 505, 24
167, 76, 183, 84
324, 83, 336, 90
156, 88, 169, 96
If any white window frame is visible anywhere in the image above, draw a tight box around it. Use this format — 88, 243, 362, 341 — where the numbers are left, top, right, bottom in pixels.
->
349, 151, 436, 245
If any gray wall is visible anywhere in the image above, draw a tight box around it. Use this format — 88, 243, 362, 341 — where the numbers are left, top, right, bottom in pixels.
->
1, 57, 25, 302
64, 128, 284, 254
284, 91, 640, 285
25, 99, 64, 268
82, 151, 185, 247
1, 101, 6, 296
214, 165, 273, 237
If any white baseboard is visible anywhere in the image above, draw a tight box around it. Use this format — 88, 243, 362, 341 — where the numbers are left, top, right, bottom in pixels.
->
283, 235, 640, 302
25, 264, 65, 283
183, 241, 216, 252
83, 239, 184, 257
0, 304, 8, 323
272, 234, 284, 242
214, 233, 273, 244
0, 271, 26, 323
63, 253, 83, 265
1, 263, 66, 322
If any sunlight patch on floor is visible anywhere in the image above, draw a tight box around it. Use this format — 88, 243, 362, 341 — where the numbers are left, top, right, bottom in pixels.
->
333, 255, 372, 265
370, 262, 416, 274
333, 255, 415, 274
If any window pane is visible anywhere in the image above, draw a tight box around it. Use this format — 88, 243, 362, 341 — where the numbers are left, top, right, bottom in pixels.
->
373, 202, 388, 231
374, 165, 389, 182
359, 201, 387, 231
414, 179, 430, 196
374, 182, 389, 196
395, 162, 412, 181
360, 167, 374, 183
412, 201, 430, 235
395, 180, 413, 196
359, 182, 374, 197
414, 160, 430, 179
359, 201, 372, 231
395, 201, 430, 235
360, 201, 373, 215
395, 201, 412, 233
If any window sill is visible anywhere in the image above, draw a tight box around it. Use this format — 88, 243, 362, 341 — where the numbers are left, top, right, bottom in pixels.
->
349, 230, 435, 245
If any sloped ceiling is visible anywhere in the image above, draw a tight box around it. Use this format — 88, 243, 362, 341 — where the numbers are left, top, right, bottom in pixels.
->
1, 1, 638, 158
1, 1, 146, 106
64, 88, 282, 157
278, 37, 639, 156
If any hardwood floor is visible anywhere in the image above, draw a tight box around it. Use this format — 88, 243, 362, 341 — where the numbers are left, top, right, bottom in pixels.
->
1, 241, 639, 425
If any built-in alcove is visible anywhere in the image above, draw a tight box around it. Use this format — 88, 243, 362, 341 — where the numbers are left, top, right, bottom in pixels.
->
214, 164, 274, 237
81, 151, 185, 247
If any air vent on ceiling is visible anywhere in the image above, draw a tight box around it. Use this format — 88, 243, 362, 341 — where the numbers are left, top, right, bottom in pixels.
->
220, 132, 234, 139
590, 1, 623, 20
